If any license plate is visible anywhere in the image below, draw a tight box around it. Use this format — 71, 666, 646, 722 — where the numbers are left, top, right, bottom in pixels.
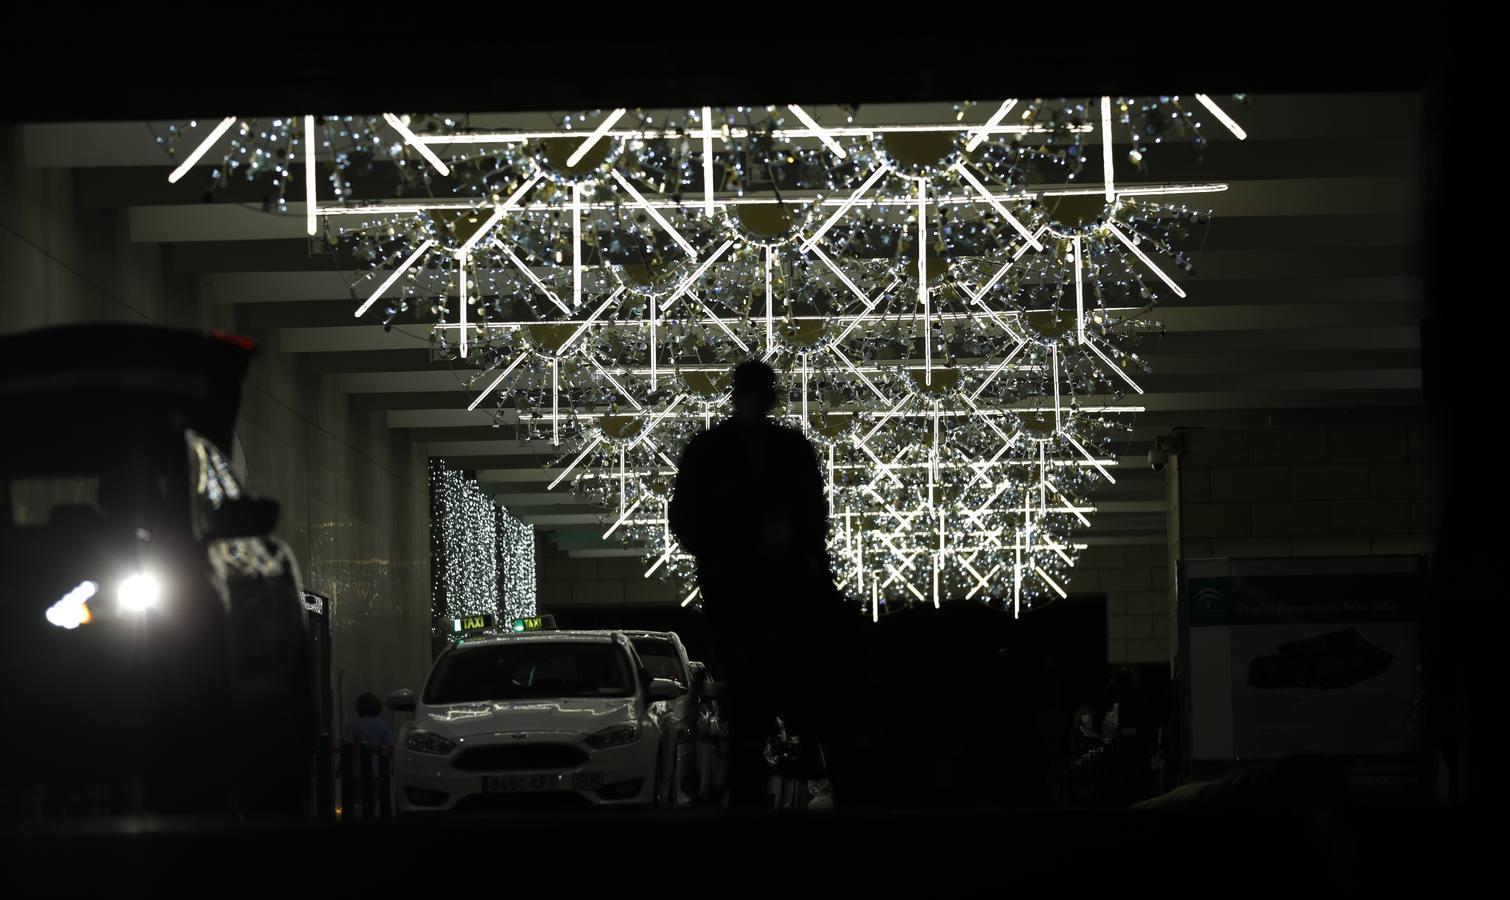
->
482, 772, 604, 793
483, 773, 561, 793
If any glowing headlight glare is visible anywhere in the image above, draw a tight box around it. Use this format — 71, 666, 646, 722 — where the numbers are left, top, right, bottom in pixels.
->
118, 572, 161, 611
45, 580, 98, 629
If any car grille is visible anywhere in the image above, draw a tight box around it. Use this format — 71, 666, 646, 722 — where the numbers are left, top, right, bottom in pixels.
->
451, 744, 589, 772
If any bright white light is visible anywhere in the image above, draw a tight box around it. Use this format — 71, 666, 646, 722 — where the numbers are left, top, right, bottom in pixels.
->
118, 572, 161, 612
681, 587, 701, 608
168, 116, 237, 184
460, 172, 543, 256
1105, 221, 1187, 298
966, 99, 1018, 152
45, 581, 97, 630
660, 240, 734, 311
1194, 94, 1248, 140
787, 105, 847, 158
1101, 96, 1115, 203
355, 239, 434, 318
610, 169, 696, 256
382, 113, 451, 175
496, 241, 573, 316
1033, 565, 1069, 599
467, 350, 529, 412
702, 107, 716, 217
304, 116, 318, 236
801, 164, 890, 252
565, 108, 626, 168
1074, 235, 1085, 344
549, 435, 605, 491
457, 254, 468, 359
953, 163, 1042, 249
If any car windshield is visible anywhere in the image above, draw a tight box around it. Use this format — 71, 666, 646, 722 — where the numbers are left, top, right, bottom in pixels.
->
423, 641, 636, 704
630, 638, 687, 688
0, 417, 187, 531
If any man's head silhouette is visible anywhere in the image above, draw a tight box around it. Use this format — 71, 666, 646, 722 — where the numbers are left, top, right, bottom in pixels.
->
731, 360, 777, 423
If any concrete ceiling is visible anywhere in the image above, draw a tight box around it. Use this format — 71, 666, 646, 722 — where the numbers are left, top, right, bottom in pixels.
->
21, 93, 1427, 556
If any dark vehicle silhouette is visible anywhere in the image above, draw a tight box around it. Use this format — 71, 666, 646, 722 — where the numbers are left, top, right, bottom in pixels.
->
0, 324, 318, 819
1246, 628, 1396, 691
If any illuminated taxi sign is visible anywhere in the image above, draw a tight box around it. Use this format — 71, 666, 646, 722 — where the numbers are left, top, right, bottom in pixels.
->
450, 614, 495, 634
510, 615, 557, 633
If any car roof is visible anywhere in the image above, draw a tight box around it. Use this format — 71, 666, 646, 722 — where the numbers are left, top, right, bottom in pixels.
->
623, 631, 681, 643
449, 630, 626, 648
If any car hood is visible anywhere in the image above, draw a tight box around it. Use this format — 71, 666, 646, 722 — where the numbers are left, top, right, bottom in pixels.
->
416, 697, 638, 739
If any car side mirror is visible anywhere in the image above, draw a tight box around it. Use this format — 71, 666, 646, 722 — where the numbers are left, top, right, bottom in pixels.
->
699, 680, 725, 701
205, 496, 280, 539
386, 689, 416, 712
647, 678, 680, 703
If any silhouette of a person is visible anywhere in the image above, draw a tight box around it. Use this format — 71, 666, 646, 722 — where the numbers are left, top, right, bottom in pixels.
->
669, 360, 850, 809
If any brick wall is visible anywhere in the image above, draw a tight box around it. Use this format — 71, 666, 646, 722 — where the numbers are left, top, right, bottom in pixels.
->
1176, 426, 1441, 562
1065, 544, 1172, 665
538, 554, 683, 609
1169, 423, 1441, 664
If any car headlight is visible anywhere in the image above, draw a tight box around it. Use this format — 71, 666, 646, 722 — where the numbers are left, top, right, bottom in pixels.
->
586, 725, 641, 749
117, 572, 161, 612
405, 730, 456, 755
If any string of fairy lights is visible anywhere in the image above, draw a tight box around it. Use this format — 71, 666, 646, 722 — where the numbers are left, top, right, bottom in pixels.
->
428, 459, 536, 629
162, 96, 1248, 619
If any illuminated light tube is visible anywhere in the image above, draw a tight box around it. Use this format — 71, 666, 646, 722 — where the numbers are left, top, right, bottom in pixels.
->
702, 107, 716, 217
561, 287, 626, 356
801, 164, 890, 251
603, 498, 643, 539
661, 240, 735, 310
460, 172, 544, 255
966, 99, 1018, 152
383, 113, 451, 175
168, 116, 237, 184
953, 163, 1043, 249
304, 116, 318, 236
1194, 94, 1248, 140
1083, 334, 1146, 395
1101, 96, 1115, 203
644, 550, 672, 578
1059, 498, 1093, 528
611, 169, 696, 256
355, 239, 435, 317
628, 394, 686, 450
1066, 433, 1117, 484
548, 435, 604, 490
1033, 565, 1069, 600
457, 256, 468, 359
686, 292, 750, 353
588, 356, 642, 408
787, 105, 847, 158
496, 241, 573, 316
467, 350, 529, 411
566, 108, 627, 168
1074, 235, 1085, 344
1110, 183, 1229, 197
572, 182, 584, 309
681, 587, 701, 608
805, 242, 874, 305
1104, 222, 1187, 298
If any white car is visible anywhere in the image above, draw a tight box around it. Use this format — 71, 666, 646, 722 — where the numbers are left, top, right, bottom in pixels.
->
624, 631, 726, 806
387, 625, 682, 813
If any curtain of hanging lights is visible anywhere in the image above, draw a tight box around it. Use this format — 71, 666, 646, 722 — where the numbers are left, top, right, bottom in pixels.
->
430, 459, 536, 626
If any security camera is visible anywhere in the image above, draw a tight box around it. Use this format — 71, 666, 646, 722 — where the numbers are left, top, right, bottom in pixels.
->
1148, 448, 1170, 472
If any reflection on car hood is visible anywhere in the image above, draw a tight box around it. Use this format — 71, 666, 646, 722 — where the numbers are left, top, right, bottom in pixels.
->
418, 698, 637, 738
